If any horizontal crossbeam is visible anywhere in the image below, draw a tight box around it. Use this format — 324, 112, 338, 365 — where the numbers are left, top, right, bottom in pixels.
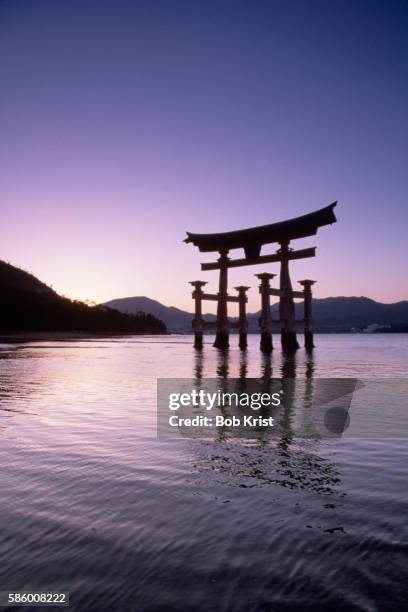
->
266, 288, 305, 298
201, 247, 316, 271
202, 293, 243, 303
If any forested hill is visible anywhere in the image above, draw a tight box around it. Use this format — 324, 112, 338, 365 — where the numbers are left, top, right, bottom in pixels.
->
0, 261, 166, 335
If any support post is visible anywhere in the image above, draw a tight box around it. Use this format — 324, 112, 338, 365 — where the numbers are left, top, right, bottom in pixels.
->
256, 273, 275, 354
214, 249, 230, 349
189, 281, 207, 349
235, 286, 250, 350
298, 279, 316, 350
279, 241, 300, 352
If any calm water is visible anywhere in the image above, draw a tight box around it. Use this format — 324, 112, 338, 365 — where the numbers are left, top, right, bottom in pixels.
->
0, 334, 407, 611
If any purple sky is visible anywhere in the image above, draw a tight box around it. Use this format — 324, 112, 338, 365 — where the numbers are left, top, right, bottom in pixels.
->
1, 0, 407, 312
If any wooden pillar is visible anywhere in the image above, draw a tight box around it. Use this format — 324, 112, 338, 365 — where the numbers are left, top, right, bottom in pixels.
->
256, 273, 275, 354
214, 249, 230, 349
189, 280, 206, 349
279, 241, 300, 352
235, 286, 250, 350
298, 279, 316, 350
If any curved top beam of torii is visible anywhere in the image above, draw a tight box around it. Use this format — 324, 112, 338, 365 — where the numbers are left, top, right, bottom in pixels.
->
184, 202, 337, 258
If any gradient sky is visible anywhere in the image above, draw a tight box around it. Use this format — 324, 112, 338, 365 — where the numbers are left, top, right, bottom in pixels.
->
1, 0, 407, 312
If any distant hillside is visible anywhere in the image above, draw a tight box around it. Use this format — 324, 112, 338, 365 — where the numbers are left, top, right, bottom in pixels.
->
104, 296, 199, 331
0, 261, 166, 335
104, 295, 408, 333
279, 297, 408, 332
0, 260, 54, 294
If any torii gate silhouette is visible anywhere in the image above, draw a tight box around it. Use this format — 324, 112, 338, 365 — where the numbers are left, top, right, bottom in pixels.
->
184, 202, 337, 352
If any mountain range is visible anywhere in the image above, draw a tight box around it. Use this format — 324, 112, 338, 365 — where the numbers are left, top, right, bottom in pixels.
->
1, 259, 406, 335
104, 296, 408, 333
0, 261, 166, 335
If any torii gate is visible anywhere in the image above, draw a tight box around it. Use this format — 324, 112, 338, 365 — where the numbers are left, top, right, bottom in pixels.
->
184, 202, 337, 352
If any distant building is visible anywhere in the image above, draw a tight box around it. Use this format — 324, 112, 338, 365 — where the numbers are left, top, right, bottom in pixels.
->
362, 323, 391, 333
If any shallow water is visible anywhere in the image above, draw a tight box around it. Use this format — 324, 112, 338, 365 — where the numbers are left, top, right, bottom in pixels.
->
0, 334, 407, 611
